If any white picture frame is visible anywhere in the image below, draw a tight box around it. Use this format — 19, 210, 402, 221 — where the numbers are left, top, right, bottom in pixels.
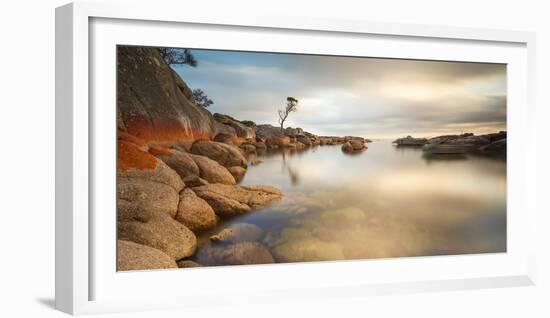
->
55, 1, 537, 315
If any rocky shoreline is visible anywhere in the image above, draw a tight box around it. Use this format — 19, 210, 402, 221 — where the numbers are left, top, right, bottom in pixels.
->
116, 47, 369, 270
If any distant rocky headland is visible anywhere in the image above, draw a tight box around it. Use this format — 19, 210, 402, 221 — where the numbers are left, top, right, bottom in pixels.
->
116, 47, 369, 270
393, 131, 506, 156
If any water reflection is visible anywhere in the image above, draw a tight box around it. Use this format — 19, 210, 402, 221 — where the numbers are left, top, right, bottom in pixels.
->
194, 141, 506, 265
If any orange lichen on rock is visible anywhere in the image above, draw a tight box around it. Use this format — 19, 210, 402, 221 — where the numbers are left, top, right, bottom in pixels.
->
118, 131, 147, 148
124, 118, 213, 145
148, 145, 173, 156
118, 140, 158, 171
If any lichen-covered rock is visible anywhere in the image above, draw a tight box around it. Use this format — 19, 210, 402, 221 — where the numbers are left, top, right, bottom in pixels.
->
118, 208, 197, 260
117, 178, 180, 218
117, 46, 217, 143
117, 140, 184, 192
187, 153, 236, 185
117, 240, 177, 271
210, 223, 264, 243
176, 188, 217, 232
190, 140, 247, 168
154, 148, 199, 180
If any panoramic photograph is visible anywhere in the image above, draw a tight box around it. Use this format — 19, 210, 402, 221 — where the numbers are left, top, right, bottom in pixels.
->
116, 45, 507, 271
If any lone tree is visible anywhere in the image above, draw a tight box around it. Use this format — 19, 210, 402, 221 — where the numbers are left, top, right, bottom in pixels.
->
158, 48, 198, 67
278, 97, 298, 132
193, 89, 214, 108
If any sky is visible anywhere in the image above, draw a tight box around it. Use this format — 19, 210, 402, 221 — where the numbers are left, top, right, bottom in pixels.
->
173, 49, 506, 139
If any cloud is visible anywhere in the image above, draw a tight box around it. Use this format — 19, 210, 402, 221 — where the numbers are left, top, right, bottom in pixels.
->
174, 49, 506, 138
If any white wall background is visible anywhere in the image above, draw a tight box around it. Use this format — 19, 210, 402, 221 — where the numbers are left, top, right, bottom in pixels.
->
0, 0, 547, 317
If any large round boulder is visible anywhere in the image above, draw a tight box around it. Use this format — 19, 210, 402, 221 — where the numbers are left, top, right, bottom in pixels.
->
187, 153, 236, 185
190, 140, 247, 168
176, 188, 217, 232
118, 208, 197, 260
117, 178, 180, 218
153, 148, 200, 180
117, 240, 177, 271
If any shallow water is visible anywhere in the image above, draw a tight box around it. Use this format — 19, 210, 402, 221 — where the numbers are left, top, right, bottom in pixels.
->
194, 141, 506, 264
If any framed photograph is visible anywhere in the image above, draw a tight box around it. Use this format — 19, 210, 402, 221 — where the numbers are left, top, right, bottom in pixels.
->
56, 2, 537, 315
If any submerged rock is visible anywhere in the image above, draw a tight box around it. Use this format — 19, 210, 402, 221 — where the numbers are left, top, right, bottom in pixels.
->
269, 228, 346, 263
117, 240, 177, 271
196, 242, 274, 265
176, 260, 201, 268
210, 223, 264, 243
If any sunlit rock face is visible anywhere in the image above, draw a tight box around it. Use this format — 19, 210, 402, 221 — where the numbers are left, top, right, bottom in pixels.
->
117, 46, 217, 143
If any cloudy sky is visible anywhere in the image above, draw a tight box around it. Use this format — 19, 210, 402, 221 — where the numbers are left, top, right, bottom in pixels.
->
173, 49, 506, 139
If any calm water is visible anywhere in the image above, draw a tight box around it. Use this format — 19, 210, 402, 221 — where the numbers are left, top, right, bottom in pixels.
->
194, 141, 506, 264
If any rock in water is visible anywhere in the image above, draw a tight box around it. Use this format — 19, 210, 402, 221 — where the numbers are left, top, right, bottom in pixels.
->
270, 231, 346, 263
196, 242, 274, 265
117, 240, 177, 271
227, 166, 247, 183
210, 223, 264, 243
117, 46, 216, 143
176, 188, 218, 232
118, 208, 197, 260
193, 183, 282, 216
176, 260, 201, 268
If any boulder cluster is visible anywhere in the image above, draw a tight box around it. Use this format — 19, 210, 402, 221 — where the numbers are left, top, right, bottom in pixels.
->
117, 135, 282, 271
